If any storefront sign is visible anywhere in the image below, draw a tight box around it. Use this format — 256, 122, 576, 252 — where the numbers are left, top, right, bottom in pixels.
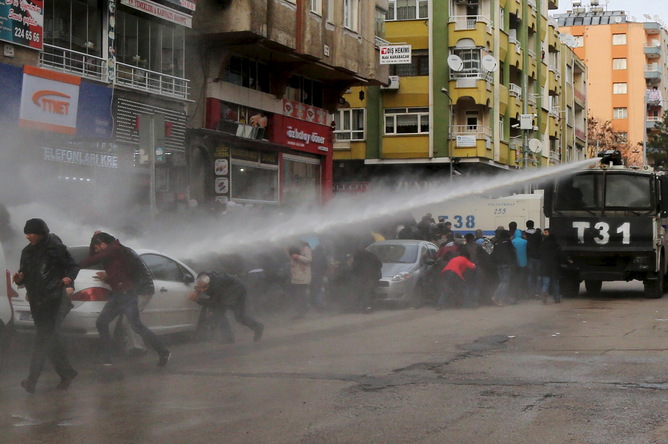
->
333, 182, 371, 194
120, 0, 192, 28
161, 0, 196, 12
20, 66, 80, 135
42, 147, 118, 168
0, 0, 43, 49
275, 117, 332, 153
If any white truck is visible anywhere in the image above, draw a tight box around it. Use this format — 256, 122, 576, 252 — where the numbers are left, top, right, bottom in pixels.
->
413, 191, 546, 237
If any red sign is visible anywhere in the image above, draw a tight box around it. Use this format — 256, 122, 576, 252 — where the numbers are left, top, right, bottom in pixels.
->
274, 116, 332, 154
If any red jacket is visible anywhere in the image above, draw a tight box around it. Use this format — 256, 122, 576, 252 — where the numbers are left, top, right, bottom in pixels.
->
79, 240, 135, 293
441, 256, 476, 280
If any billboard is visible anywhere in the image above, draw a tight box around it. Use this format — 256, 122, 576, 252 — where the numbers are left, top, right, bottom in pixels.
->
0, 0, 43, 49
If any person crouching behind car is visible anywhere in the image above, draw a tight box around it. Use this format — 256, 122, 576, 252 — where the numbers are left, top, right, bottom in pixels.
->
435, 248, 477, 310
188, 272, 264, 343
13, 218, 80, 394
79, 232, 171, 367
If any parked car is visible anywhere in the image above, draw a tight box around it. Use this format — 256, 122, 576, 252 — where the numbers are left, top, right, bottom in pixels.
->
0, 239, 16, 334
368, 239, 439, 305
12, 246, 201, 337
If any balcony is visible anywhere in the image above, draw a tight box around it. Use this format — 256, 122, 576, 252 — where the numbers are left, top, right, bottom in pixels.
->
449, 124, 493, 140
646, 115, 662, 129
115, 62, 189, 100
645, 21, 662, 34
645, 45, 662, 58
39, 44, 107, 82
451, 70, 494, 83
574, 88, 586, 105
509, 83, 522, 97
509, 35, 521, 54
647, 89, 663, 105
450, 15, 493, 34
575, 127, 586, 141
645, 63, 662, 81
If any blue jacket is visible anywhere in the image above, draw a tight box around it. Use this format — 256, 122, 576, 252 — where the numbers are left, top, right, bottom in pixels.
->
512, 230, 528, 268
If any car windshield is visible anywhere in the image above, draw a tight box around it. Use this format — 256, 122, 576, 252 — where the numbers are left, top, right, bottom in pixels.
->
554, 172, 653, 211
367, 244, 418, 264
69, 246, 104, 270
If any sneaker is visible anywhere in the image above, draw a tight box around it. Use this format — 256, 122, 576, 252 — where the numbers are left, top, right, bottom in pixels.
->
57, 371, 78, 391
253, 324, 264, 342
157, 351, 171, 367
20, 379, 36, 394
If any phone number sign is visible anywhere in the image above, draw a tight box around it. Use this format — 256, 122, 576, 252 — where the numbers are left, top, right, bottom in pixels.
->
0, 0, 43, 50
379, 45, 411, 64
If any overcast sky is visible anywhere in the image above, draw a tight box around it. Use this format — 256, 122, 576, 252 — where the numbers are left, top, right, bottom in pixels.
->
553, 0, 668, 24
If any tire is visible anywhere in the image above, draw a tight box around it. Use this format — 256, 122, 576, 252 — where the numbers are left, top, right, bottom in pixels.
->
560, 275, 580, 298
584, 280, 602, 296
195, 307, 218, 342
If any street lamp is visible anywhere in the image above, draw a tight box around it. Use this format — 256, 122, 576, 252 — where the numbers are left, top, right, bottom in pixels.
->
441, 87, 456, 181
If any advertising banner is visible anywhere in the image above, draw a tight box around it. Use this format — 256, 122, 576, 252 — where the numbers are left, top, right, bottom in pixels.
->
379, 45, 411, 64
19, 65, 81, 135
0, 0, 43, 49
120, 0, 192, 27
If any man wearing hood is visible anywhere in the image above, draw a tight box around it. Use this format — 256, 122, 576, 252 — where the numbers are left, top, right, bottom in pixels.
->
13, 218, 79, 394
79, 232, 171, 367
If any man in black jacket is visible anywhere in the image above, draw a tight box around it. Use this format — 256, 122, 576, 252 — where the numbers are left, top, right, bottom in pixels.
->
12, 218, 79, 394
188, 271, 264, 343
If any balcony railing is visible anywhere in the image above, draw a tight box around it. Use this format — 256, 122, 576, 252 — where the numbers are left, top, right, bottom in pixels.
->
39, 44, 107, 82
449, 125, 493, 139
115, 62, 189, 100
375, 36, 391, 48
509, 83, 522, 97
450, 15, 493, 33
574, 89, 586, 103
575, 128, 586, 140
451, 70, 494, 82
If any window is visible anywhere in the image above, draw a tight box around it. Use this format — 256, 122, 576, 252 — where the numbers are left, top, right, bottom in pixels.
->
44, 0, 103, 56
452, 49, 481, 73
613, 107, 628, 119
231, 161, 279, 203
141, 254, 186, 282
223, 55, 270, 93
612, 58, 627, 70
327, 0, 334, 22
389, 51, 429, 76
334, 109, 365, 141
115, 9, 185, 78
282, 155, 321, 207
612, 34, 626, 45
343, 0, 359, 31
385, 108, 429, 134
310, 0, 321, 14
386, 0, 428, 21
613, 83, 627, 94
285, 75, 324, 107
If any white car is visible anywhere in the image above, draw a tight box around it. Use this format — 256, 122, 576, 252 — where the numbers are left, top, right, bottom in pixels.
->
12, 246, 202, 337
0, 240, 16, 334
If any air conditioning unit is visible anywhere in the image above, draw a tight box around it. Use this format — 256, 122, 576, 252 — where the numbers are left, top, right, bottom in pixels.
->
381, 75, 400, 90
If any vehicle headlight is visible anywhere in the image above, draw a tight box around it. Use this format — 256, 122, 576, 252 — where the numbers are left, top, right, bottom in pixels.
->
392, 272, 412, 282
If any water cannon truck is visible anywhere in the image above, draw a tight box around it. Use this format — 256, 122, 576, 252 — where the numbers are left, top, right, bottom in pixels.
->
543, 150, 668, 298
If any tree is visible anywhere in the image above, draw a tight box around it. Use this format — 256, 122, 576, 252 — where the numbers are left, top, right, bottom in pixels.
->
646, 112, 668, 170
587, 116, 641, 167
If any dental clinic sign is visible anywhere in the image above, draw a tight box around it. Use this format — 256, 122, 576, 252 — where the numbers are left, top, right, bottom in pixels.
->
19, 66, 80, 135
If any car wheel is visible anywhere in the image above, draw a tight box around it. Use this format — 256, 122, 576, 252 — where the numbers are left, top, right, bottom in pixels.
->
195, 307, 218, 342
584, 280, 602, 296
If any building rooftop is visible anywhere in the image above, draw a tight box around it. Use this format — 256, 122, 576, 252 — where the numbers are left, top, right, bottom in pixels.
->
554, 9, 629, 27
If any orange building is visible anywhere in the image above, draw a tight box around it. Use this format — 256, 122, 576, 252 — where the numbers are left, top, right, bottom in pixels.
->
557, 8, 668, 154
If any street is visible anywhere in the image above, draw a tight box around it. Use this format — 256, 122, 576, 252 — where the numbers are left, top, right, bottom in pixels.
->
2, 281, 668, 444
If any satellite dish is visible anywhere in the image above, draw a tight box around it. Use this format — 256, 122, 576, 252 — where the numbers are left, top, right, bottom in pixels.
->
528, 139, 543, 154
560, 34, 576, 47
482, 55, 498, 72
644, 14, 653, 21
447, 55, 464, 72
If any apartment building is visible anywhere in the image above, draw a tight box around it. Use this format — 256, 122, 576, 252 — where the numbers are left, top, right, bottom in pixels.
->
0, 0, 193, 213
186, 0, 388, 208
332, 0, 588, 191
557, 5, 668, 160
